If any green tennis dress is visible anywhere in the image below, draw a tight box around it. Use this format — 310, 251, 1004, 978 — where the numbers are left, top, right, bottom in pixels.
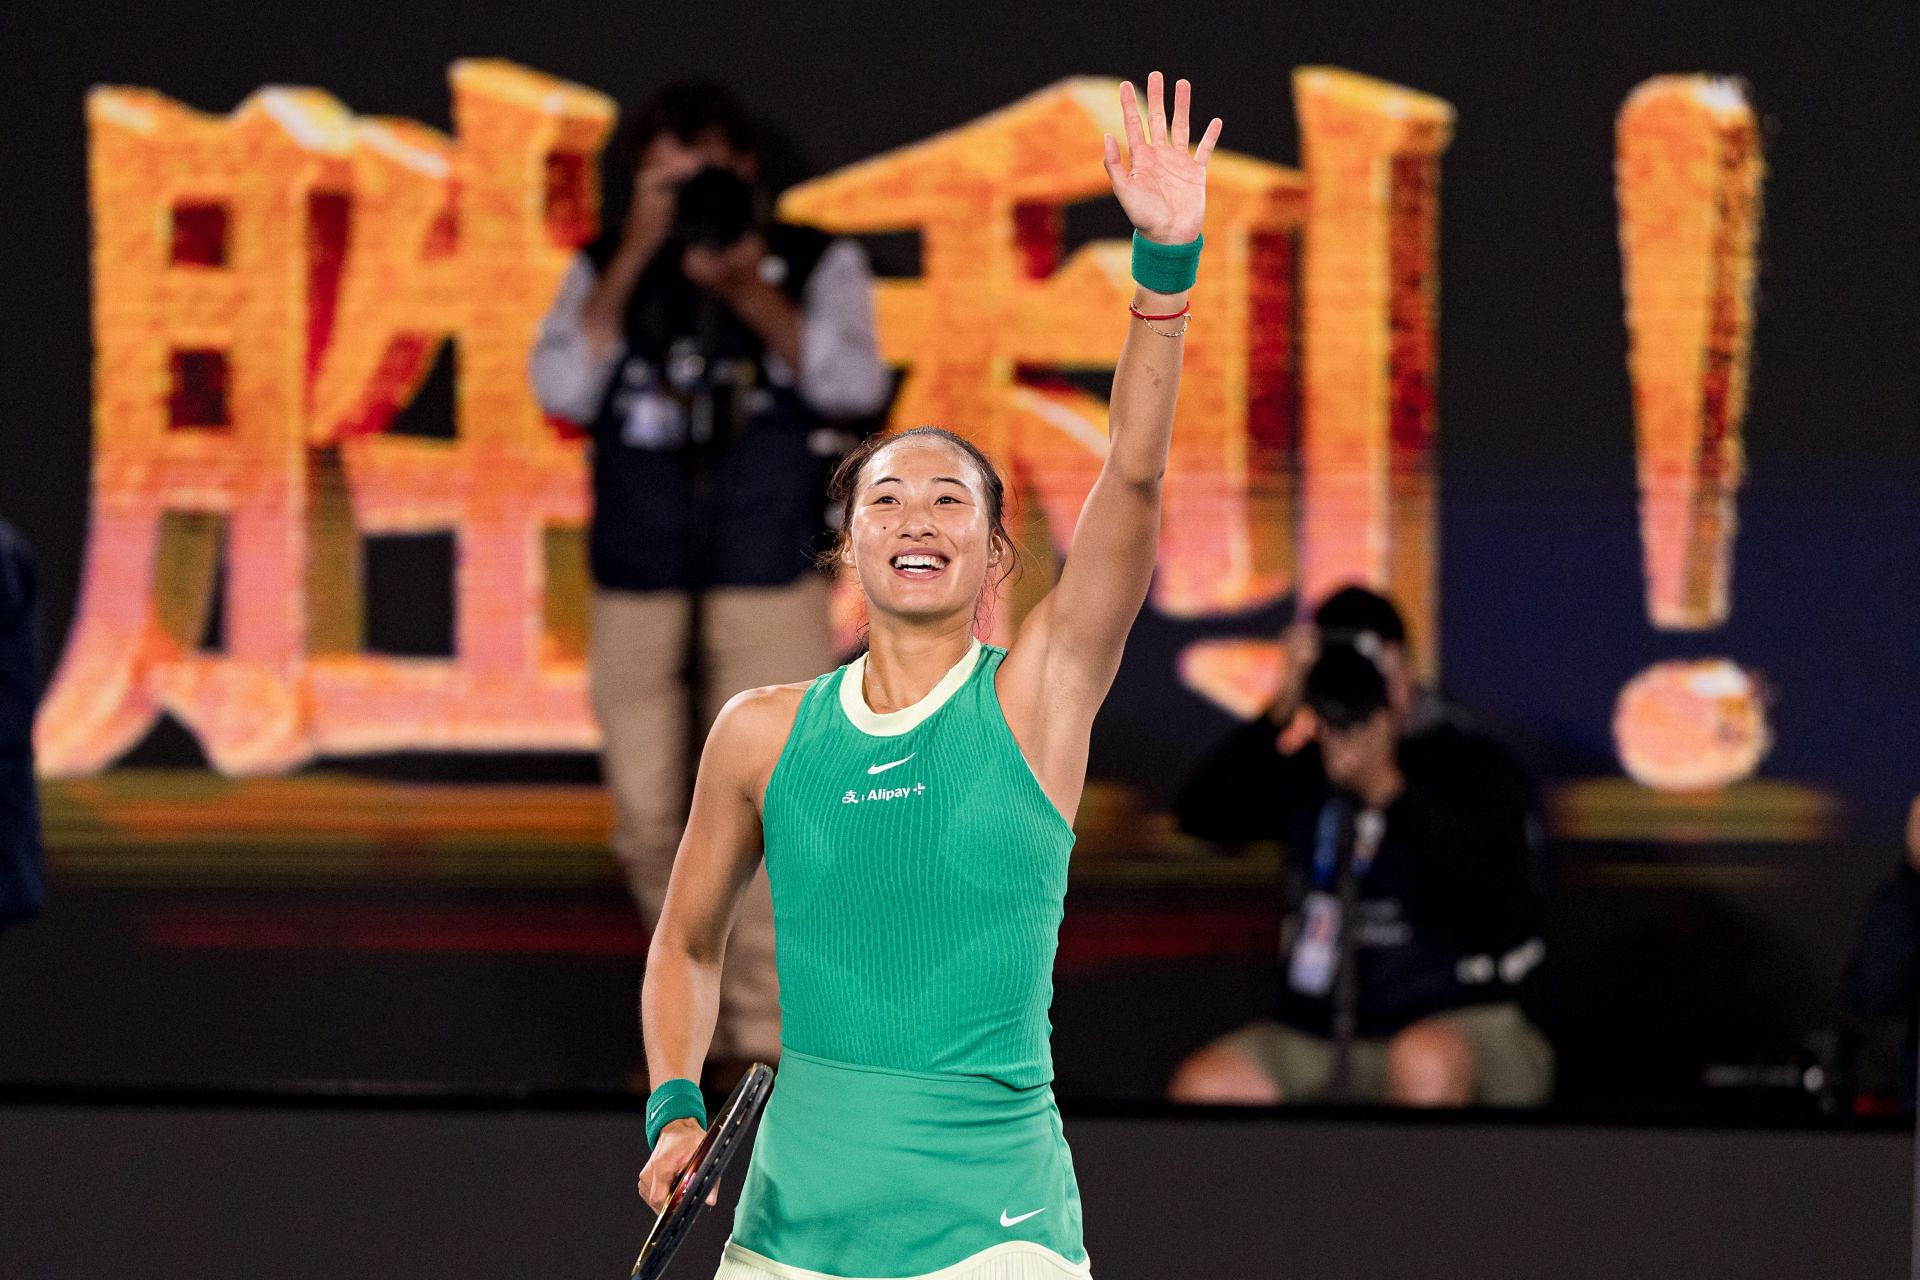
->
719, 640, 1089, 1280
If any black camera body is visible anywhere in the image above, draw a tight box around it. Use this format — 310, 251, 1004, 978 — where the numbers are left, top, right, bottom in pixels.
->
1305, 640, 1390, 731
670, 166, 760, 250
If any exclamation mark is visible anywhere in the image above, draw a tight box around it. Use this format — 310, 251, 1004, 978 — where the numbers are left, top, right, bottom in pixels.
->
1612, 76, 1770, 791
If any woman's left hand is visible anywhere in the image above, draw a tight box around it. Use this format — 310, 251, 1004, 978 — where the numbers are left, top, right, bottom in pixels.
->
1102, 72, 1222, 246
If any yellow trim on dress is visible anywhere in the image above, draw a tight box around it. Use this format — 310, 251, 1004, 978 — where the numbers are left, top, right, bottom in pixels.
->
836, 638, 984, 738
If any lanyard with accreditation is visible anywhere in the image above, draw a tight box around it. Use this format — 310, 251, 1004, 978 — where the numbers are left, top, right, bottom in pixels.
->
1287, 800, 1387, 1000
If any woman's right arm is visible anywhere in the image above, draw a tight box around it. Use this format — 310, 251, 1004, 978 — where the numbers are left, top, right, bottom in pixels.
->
636, 684, 799, 1209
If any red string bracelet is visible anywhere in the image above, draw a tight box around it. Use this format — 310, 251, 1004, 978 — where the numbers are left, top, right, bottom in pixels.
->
1129, 302, 1191, 322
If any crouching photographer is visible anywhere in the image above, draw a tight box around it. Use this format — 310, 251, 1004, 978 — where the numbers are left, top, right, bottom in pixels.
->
1169, 586, 1553, 1107
530, 83, 889, 1075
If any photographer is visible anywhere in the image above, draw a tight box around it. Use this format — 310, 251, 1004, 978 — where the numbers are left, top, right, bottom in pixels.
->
1169, 586, 1551, 1106
530, 83, 888, 1073
0, 520, 43, 932
1840, 794, 1920, 1109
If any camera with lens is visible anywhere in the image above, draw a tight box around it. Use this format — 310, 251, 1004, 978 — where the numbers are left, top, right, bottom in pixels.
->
658, 166, 770, 411
1304, 639, 1390, 732
669, 165, 760, 250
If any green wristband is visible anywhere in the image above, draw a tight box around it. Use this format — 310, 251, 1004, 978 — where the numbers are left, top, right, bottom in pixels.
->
1131, 231, 1204, 294
645, 1077, 707, 1149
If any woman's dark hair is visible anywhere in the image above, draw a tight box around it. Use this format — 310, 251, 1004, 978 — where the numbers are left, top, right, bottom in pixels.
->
817, 427, 1020, 590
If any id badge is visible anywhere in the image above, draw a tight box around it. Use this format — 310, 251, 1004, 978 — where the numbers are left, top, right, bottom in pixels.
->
621, 393, 686, 450
1288, 890, 1343, 997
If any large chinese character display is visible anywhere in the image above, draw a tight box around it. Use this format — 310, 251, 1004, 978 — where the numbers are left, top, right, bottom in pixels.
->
782, 72, 1452, 719
783, 78, 1305, 624
42, 64, 1458, 777
42, 63, 614, 776
48, 60, 1781, 797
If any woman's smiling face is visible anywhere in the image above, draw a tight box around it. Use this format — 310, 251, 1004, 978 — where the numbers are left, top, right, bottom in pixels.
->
846, 436, 997, 625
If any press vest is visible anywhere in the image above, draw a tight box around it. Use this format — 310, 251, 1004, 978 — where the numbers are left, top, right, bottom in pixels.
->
584, 222, 834, 592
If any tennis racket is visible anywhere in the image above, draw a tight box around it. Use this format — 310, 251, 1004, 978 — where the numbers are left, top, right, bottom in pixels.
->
629, 1062, 775, 1280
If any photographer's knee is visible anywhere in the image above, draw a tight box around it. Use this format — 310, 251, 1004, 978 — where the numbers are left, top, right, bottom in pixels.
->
1385, 1019, 1475, 1106
1168, 1043, 1283, 1105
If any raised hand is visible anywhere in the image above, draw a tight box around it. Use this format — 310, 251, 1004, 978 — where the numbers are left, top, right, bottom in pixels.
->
1102, 72, 1222, 245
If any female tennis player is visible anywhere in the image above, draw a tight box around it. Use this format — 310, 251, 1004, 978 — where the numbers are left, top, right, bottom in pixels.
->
637, 72, 1221, 1280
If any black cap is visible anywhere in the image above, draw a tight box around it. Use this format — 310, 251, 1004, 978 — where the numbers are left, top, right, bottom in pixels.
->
1312, 585, 1406, 648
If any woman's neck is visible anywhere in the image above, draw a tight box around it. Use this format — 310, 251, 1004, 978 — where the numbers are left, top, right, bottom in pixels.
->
860, 619, 976, 713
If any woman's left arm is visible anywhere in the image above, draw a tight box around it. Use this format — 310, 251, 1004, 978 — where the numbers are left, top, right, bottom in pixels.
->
1005, 74, 1220, 730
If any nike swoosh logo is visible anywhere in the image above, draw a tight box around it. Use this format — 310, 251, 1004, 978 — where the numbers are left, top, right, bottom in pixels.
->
1000, 1207, 1047, 1227
867, 753, 916, 775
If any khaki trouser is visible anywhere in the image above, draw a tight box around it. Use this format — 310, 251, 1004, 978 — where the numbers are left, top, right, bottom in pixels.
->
1218, 1002, 1555, 1106
589, 575, 835, 1062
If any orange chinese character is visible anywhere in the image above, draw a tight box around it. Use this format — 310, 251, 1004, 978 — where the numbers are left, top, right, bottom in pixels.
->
1191, 71, 1454, 709
779, 78, 1306, 634
1294, 69, 1453, 672
44, 66, 1464, 771
39, 63, 613, 775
